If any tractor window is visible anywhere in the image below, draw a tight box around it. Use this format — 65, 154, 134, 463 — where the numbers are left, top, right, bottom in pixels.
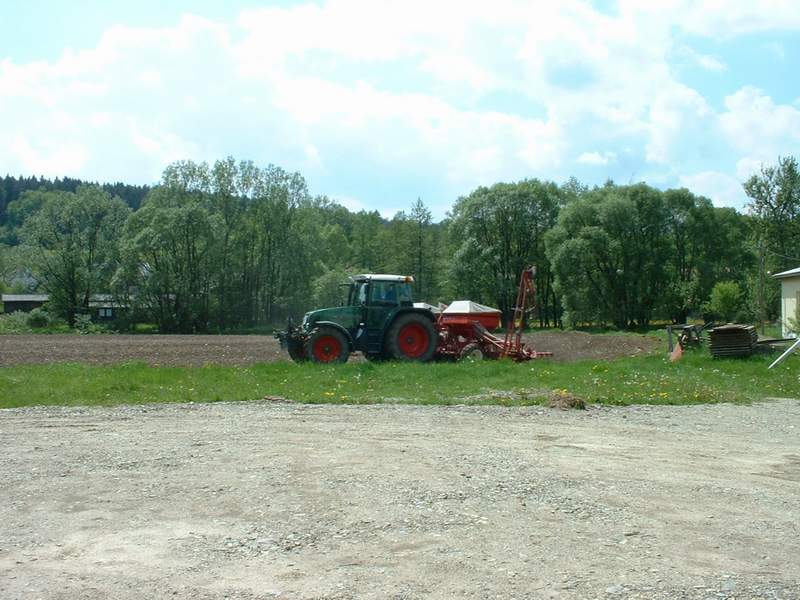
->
370, 281, 399, 306
397, 283, 413, 304
350, 282, 368, 306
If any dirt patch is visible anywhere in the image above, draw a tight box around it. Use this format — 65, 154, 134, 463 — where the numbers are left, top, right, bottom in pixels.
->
0, 334, 285, 367
548, 389, 587, 410
523, 330, 662, 361
1, 400, 798, 599
0, 331, 661, 367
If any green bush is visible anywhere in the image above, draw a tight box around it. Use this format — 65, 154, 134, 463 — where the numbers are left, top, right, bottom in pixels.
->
26, 307, 51, 328
74, 313, 110, 334
704, 281, 743, 323
0, 311, 32, 333
787, 305, 800, 335
0, 310, 68, 333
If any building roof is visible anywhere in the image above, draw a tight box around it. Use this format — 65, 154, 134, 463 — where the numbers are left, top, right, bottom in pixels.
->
351, 274, 415, 283
1, 293, 125, 306
1, 294, 49, 302
773, 267, 800, 279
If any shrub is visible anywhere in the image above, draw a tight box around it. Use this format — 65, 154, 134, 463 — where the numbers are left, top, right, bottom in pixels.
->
0, 311, 31, 333
704, 281, 742, 323
73, 313, 110, 334
788, 305, 800, 335
26, 307, 51, 329
0, 309, 68, 333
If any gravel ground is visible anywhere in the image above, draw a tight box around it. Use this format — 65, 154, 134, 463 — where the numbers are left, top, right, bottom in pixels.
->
0, 331, 661, 366
1, 399, 798, 599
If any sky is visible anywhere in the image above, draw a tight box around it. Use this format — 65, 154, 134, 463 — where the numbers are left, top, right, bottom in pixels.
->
1, 1, 799, 219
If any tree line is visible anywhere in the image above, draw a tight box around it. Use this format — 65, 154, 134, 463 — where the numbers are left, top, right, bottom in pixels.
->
1, 156, 798, 332
0, 174, 149, 243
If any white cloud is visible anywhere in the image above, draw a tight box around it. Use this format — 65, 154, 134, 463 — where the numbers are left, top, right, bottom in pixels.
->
420, 53, 498, 90
679, 171, 747, 209
674, 45, 727, 72
10, 135, 89, 176
695, 53, 726, 72
720, 86, 800, 160
646, 84, 712, 164
0, 1, 796, 211
577, 151, 617, 166
304, 144, 323, 171
735, 157, 766, 181
621, 1, 800, 38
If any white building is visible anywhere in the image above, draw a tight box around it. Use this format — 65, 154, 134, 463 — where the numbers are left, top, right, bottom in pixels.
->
774, 267, 800, 338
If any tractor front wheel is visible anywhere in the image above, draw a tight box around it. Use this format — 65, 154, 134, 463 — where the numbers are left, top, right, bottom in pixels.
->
306, 327, 350, 364
385, 314, 437, 362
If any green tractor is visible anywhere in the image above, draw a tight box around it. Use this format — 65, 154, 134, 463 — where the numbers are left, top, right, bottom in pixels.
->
276, 274, 438, 363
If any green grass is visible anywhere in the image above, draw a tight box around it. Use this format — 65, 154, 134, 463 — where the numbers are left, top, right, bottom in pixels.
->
1, 350, 797, 409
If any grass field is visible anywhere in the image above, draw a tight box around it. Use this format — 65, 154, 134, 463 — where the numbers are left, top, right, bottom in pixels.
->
1, 350, 797, 409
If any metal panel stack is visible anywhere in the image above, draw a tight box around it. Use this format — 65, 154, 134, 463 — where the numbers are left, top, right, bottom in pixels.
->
709, 324, 758, 357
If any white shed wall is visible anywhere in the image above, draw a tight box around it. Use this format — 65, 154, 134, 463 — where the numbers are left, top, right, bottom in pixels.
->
780, 277, 800, 338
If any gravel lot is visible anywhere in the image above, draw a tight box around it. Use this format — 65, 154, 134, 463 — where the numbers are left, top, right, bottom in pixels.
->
1, 399, 798, 599
0, 332, 660, 366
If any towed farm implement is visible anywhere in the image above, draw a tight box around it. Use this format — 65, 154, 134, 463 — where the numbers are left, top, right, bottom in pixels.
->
276, 268, 551, 364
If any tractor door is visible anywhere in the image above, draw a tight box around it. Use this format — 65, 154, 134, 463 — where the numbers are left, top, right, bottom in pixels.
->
363, 281, 401, 354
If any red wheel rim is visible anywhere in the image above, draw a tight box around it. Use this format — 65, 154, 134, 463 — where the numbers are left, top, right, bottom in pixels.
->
398, 323, 430, 358
313, 335, 342, 362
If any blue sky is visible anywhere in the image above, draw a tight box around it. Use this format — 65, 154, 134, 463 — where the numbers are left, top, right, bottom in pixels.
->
1, 1, 799, 218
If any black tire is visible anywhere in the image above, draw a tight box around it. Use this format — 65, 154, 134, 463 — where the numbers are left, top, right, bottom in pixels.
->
305, 327, 350, 364
385, 313, 437, 362
459, 343, 485, 362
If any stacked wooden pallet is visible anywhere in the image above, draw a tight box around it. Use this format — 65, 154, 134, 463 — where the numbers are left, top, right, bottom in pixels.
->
709, 324, 758, 357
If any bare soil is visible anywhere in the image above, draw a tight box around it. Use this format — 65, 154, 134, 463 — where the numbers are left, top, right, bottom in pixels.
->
0, 334, 285, 367
1, 399, 799, 599
523, 331, 661, 362
0, 331, 661, 367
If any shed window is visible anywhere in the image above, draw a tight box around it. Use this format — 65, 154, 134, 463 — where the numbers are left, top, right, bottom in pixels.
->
98, 308, 113, 318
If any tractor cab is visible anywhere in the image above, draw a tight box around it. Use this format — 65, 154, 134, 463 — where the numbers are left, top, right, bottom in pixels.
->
348, 274, 414, 308
277, 274, 437, 363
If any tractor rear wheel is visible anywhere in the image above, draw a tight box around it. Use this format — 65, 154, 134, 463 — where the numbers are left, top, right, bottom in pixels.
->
385, 314, 436, 362
459, 343, 485, 361
306, 327, 350, 364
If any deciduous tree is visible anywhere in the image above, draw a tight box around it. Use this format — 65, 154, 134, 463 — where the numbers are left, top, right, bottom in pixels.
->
21, 187, 130, 324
